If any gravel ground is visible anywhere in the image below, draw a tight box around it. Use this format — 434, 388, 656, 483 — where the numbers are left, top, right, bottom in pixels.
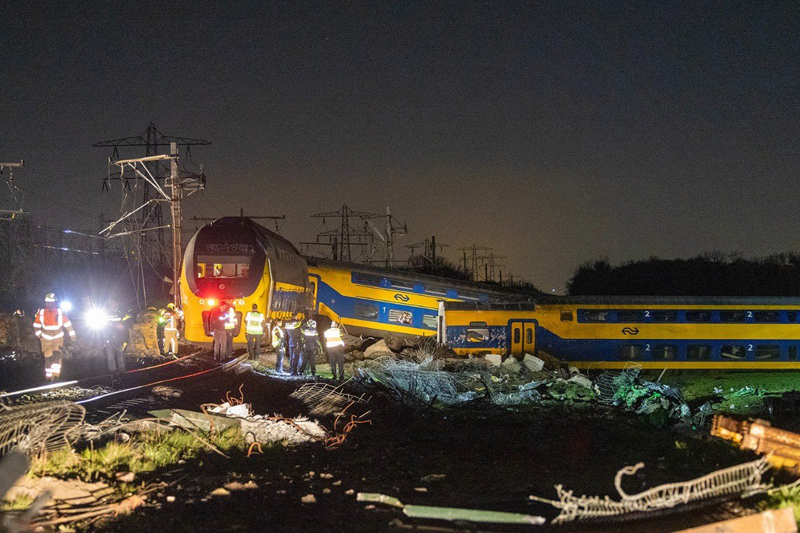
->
82, 369, 772, 533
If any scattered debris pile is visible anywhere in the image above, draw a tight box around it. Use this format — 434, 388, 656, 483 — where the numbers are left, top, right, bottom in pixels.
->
352, 347, 703, 422
530, 457, 771, 523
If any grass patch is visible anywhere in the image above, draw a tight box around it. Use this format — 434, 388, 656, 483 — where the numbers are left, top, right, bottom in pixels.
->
759, 482, 800, 525
0, 493, 35, 511
29, 427, 245, 482
659, 371, 800, 416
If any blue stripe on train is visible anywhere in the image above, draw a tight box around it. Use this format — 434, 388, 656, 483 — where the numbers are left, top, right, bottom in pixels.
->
314, 279, 438, 331
448, 324, 800, 363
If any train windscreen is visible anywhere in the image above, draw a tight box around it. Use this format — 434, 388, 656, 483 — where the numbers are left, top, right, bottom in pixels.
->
196, 255, 252, 279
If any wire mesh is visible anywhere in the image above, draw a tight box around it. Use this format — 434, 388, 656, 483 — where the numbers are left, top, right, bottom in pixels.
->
290, 382, 368, 416
0, 401, 86, 457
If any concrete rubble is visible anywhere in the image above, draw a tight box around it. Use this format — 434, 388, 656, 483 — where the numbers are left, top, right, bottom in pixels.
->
151, 407, 328, 447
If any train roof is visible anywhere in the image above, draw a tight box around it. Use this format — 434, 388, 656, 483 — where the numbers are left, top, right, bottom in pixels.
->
206, 217, 302, 255
445, 301, 539, 311
305, 257, 540, 299
543, 295, 800, 306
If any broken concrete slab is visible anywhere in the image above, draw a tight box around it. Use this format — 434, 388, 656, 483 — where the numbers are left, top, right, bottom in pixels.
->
364, 339, 392, 359
240, 416, 327, 446
149, 409, 241, 432
522, 354, 544, 372
500, 356, 521, 373
484, 354, 502, 366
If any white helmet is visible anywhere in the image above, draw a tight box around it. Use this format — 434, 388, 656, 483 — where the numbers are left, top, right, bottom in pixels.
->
331, 321, 338, 328
45, 293, 57, 302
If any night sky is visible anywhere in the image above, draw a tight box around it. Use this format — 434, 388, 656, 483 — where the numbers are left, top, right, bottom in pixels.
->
3, 1, 800, 292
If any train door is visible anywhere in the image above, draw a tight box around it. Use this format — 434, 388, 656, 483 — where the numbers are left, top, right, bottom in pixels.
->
510, 321, 536, 356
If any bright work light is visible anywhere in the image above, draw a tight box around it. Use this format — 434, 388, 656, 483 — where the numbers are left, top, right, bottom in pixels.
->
84, 307, 109, 329
59, 301, 73, 313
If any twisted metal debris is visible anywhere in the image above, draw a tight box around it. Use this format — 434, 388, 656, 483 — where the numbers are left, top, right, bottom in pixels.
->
362, 356, 475, 406
290, 382, 369, 416
532, 456, 770, 523
0, 401, 85, 456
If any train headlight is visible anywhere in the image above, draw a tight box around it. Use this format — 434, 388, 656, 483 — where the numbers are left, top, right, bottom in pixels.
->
59, 301, 73, 313
208, 299, 216, 306
238, 300, 245, 306
84, 307, 109, 329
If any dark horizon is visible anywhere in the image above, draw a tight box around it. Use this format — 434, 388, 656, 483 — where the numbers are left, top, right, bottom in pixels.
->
3, 1, 799, 293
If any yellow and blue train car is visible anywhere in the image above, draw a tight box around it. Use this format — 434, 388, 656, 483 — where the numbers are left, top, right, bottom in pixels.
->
439, 297, 800, 370
180, 217, 311, 345
308, 258, 531, 338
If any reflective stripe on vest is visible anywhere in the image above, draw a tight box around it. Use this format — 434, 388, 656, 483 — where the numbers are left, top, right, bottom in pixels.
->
245, 312, 264, 335
324, 328, 344, 348
271, 326, 284, 347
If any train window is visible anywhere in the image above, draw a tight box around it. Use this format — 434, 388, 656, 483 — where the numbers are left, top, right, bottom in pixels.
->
526, 328, 533, 344
197, 255, 251, 278
685, 311, 712, 322
352, 273, 381, 286
687, 345, 712, 360
651, 310, 678, 322
425, 286, 448, 296
422, 315, 438, 329
469, 321, 487, 327
790, 346, 798, 360
720, 311, 746, 322
652, 345, 677, 360
458, 291, 481, 301
755, 345, 781, 360
721, 345, 746, 360
582, 310, 610, 322
789, 312, 799, 323
616, 310, 642, 322
388, 309, 414, 324
353, 304, 379, 320
467, 327, 490, 342
389, 279, 414, 290
753, 311, 781, 323
513, 328, 521, 343
560, 311, 573, 322
618, 345, 642, 360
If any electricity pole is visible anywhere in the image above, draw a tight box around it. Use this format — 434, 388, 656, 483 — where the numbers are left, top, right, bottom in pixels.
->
104, 142, 204, 308
169, 143, 182, 307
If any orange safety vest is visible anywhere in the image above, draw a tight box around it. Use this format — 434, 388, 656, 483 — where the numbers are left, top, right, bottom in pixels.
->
33, 308, 76, 341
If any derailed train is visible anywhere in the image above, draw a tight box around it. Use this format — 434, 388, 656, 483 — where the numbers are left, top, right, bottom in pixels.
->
180, 217, 522, 345
438, 297, 800, 370
181, 217, 800, 370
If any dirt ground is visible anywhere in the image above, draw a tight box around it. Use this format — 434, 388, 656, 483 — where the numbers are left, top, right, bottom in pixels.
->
84, 369, 769, 533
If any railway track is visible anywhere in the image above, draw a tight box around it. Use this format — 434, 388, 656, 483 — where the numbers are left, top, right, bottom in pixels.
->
0, 349, 250, 411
